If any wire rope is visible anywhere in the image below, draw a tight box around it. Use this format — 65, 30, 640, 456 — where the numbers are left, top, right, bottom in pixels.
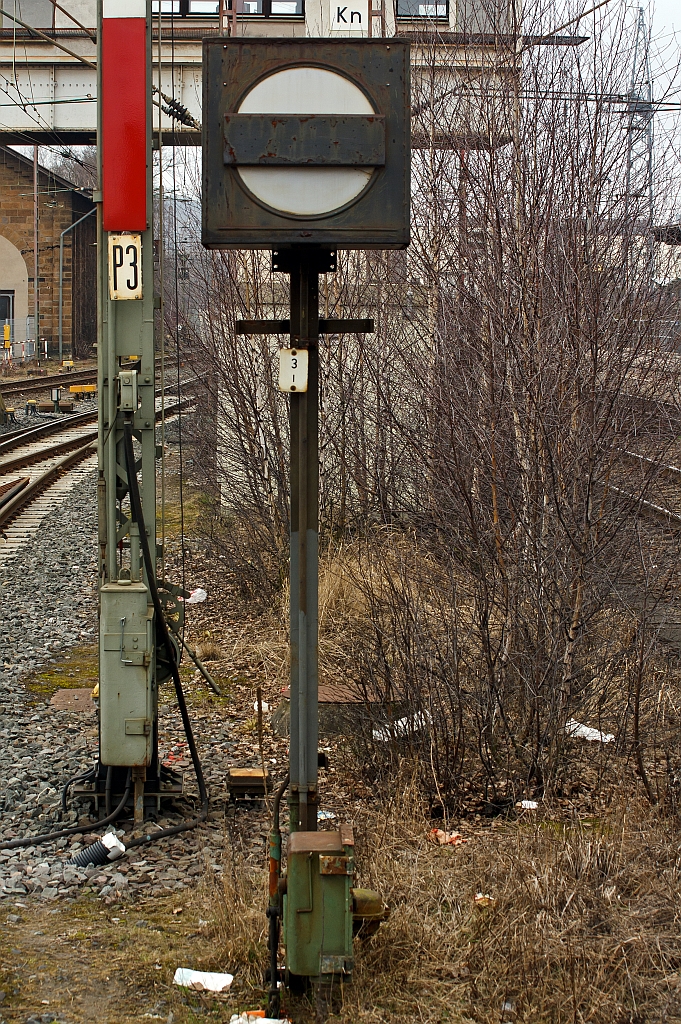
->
169, 3, 187, 627
157, 0, 167, 584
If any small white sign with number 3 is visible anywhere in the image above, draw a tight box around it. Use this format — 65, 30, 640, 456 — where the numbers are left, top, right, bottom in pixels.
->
278, 348, 308, 392
108, 233, 143, 300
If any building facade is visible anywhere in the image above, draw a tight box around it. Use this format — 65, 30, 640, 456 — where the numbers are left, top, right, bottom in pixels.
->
0, 146, 95, 359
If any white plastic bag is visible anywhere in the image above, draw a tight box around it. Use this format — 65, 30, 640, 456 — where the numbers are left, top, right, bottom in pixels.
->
373, 710, 430, 742
173, 968, 234, 992
565, 719, 614, 744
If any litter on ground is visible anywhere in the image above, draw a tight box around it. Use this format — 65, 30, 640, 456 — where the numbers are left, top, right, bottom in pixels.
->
173, 968, 234, 992
373, 710, 431, 742
229, 1015, 290, 1024
564, 719, 615, 743
428, 828, 468, 846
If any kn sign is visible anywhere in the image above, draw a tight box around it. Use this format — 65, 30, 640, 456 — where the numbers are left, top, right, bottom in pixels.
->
202, 39, 410, 249
330, 0, 369, 33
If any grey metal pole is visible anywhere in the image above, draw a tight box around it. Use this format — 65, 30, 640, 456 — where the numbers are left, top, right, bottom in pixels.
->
59, 208, 95, 362
288, 254, 319, 834
33, 146, 39, 361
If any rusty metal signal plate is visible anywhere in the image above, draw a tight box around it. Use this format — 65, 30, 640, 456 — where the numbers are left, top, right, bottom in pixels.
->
224, 114, 386, 166
202, 39, 410, 250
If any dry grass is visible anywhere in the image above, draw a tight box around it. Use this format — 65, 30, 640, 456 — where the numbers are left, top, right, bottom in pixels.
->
351, 791, 681, 1023
186, 535, 681, 1020
213, 842, 270, 989
209, 780, 681, 1023
196, 639, 228, 662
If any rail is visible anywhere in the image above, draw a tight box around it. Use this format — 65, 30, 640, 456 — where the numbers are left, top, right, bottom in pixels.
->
0, 394, 196, 530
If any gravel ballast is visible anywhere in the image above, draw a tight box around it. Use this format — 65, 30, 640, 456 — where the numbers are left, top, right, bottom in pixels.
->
0, 469, 280, 907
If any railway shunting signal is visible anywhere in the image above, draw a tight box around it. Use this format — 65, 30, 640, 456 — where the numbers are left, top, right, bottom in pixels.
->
202, 37, 410, 1016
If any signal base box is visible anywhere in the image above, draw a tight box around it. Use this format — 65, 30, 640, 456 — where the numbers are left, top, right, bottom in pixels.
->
99, 582, 155, 767
202, 39, 410, 250
283, 826, 355, 981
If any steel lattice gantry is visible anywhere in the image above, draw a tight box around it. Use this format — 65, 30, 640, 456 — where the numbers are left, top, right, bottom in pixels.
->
624, 5, 655, 278
0, 19, 202, 145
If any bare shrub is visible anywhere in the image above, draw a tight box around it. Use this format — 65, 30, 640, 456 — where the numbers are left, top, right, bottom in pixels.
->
171, 0, 681, 806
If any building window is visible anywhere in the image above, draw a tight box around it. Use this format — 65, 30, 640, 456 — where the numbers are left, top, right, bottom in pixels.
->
151, 0, 304, 15
396, 0, 448, 16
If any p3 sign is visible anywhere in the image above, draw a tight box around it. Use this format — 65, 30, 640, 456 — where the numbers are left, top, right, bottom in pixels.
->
108, 233, 143, 300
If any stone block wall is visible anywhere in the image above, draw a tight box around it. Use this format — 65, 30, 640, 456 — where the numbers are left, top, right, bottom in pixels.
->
0, 146, 95, 358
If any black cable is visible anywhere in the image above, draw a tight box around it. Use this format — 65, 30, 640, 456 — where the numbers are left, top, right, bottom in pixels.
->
122, 419, 208, 849
2, 771, 132, 851
60, 765, 96, 814
105, 765, 113, 817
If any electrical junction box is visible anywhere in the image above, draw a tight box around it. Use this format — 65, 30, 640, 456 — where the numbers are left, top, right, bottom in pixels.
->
99, 582, 155, 767
118, 369, 138, 412
202, 39, 410, 250
283, 826, 355, 980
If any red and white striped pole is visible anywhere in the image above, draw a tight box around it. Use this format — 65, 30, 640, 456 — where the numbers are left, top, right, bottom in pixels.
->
97, 0, 161, 809
101, 0, 148, 232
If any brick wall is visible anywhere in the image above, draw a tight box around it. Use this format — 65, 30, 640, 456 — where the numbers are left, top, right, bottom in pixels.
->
0, 147, 95, 358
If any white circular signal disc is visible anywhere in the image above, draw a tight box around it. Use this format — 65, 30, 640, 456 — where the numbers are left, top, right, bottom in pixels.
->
237, 66, 375, 217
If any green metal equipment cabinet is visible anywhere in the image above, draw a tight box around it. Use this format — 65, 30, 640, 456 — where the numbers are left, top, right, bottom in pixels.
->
283, 826, 355, 982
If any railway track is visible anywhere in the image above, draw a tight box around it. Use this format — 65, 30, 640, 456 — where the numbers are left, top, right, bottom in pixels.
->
0, 410, 97, 455
617, 449, 681, 527
0, 356, 174, 399
0, 391, 196, 562
0, 368, 98, 398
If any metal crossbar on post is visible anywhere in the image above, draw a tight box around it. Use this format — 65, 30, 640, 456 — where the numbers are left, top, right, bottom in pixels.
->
235, 318, 374, 334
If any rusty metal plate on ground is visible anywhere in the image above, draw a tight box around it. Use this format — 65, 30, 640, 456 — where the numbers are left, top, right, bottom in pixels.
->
283, 683, 364, 703
228, 767, 270, 795
50, 688, 94, 711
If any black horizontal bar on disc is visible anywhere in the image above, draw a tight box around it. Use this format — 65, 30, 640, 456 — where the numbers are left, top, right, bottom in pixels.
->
235, 318, 375, 335
224, 114, 386, 166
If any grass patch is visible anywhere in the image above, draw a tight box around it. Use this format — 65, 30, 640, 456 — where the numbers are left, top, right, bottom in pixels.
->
25, 643, 98, 697
158, 485, 210, 541
207, 784, 681, 1024
0, 883, 267, 1024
